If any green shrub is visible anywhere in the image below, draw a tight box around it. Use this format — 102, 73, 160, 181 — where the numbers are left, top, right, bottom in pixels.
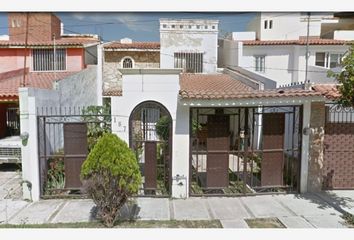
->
81, 105, 111, 150
155, 115, 171, 141
81, 133, 141, 227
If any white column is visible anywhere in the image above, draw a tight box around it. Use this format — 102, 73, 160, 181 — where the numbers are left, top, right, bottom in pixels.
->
300, 101, 311, 193
19, 88, 40, 201
96, 44, 103, 106
171, 104, 190, 198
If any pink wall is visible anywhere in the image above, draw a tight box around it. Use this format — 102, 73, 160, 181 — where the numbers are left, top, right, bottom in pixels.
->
66, 48, 84, 71
0, 48, 85, 74
0, 49, 30, 73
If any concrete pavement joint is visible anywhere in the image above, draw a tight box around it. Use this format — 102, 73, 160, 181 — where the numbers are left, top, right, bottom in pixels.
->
169, 199, 174, 220
272, 196, 297, 217
312, 192, 349, 216
239, 197, 256, 218
6, 201, 32, 223
48, 200, 68, 223
205, 198, 216, 220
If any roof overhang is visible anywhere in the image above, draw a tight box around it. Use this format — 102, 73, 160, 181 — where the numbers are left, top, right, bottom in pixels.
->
119, 68, 182, 75
104, 48, 160, 52
179, 95, 326, 107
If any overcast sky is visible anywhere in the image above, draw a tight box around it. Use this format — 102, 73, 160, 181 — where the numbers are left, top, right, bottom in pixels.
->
0, 12, 256, 41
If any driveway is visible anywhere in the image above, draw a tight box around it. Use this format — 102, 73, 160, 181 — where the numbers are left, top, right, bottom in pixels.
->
0, 164, 22, 200
1, 192, 353, 228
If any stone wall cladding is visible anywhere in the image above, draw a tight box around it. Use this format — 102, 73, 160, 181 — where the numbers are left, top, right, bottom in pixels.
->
102, 51, 160, 93
307, 102, 325, 192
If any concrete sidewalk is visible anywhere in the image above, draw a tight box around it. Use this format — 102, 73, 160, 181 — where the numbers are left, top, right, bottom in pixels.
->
0, 193, 351, 228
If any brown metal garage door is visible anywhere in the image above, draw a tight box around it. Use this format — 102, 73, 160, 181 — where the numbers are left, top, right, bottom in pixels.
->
206, 114, 230, 188
323, 122, 354, 189
262, 113, 285, 187
63, 123, 88, 189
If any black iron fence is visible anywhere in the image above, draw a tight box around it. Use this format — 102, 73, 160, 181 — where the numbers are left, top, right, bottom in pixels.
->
37, 106, 111, 198
189, 106, 302, 196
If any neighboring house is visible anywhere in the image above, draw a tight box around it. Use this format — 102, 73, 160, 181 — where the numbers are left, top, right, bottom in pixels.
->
218, 12, 354, 87
159, 18, 219, 73
0, 13, 99, 165
101, 38, 160, 97
0, 13, 99, 140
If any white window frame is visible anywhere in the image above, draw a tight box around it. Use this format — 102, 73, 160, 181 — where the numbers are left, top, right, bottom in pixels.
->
315, 52, 343, 69
254, 55, 266, 73
121, 56, 134, 69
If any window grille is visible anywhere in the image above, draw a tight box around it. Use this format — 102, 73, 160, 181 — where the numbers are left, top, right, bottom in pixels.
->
254, 56, 266, 72
122, 58, 133, 68
32, 49, 66, 71
174, 52, 203, 73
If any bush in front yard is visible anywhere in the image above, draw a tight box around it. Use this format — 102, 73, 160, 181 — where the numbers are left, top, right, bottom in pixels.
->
81, 133, 141, 227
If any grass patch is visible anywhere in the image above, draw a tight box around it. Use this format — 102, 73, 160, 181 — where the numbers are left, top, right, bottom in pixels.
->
0, 220, 222, 228
342, 213, 354, 228
245, 218, 286, 228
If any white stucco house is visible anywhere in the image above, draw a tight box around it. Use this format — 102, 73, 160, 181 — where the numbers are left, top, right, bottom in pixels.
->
218, 12, 354, 87
17, 17, 353, 202
104, 18, 333, 199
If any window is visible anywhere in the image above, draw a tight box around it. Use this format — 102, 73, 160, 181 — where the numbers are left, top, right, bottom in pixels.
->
122, 57, 133, 68
174, 52, 203, 73
180, 25, 183, 29
204, 25, 208, 29
315, 52, 326, 67
162, 24, 167, 28
254, 56, 265, 72
11, 19, 22, 28
171, 25, 175, 28
315, 52, 343, 68
188, 25, 192, 29
269, 20, 273, 29
329, 53, 343, 68
264, 20, 268, 29
32, 49, 66, 71
196, 25, 200, 29
212, 25, 216, 29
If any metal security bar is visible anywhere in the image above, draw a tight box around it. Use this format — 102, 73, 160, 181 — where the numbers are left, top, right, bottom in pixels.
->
32, 49, 66, 71
190, 106, 302, 196
174, 52, 203, 73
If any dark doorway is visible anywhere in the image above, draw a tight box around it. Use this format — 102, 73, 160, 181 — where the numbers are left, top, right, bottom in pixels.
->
129, 101, 172, 196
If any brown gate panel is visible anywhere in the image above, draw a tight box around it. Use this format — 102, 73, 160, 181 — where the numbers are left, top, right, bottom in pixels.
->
206, 115, 230, 188
63, 123, 88, 188
262, 113, 285, 186
144, 141, 157, 189
323, 122, 354, 189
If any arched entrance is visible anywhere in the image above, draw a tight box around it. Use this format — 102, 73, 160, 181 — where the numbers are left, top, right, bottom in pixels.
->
129, 101, 172, 196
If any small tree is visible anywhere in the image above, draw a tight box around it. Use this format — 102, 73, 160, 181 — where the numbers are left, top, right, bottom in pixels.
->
81, 133, 141, 227
81, 104, 111, 150
328, 45, 354, 107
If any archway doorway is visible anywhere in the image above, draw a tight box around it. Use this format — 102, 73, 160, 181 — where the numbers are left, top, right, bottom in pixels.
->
129, 101, 172, 196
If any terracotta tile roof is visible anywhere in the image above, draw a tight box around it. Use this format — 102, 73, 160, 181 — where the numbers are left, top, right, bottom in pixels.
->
104, 41, 160, 50
0, 37, 99, 48
312, 84, 341, 100
179, 73, 322, 100
103, 89, 122, 96
0, 71, 78, 100
242, 39, 351, 46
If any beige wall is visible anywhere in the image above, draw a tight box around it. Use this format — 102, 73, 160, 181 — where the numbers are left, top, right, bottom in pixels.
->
307, 102, 326, 192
